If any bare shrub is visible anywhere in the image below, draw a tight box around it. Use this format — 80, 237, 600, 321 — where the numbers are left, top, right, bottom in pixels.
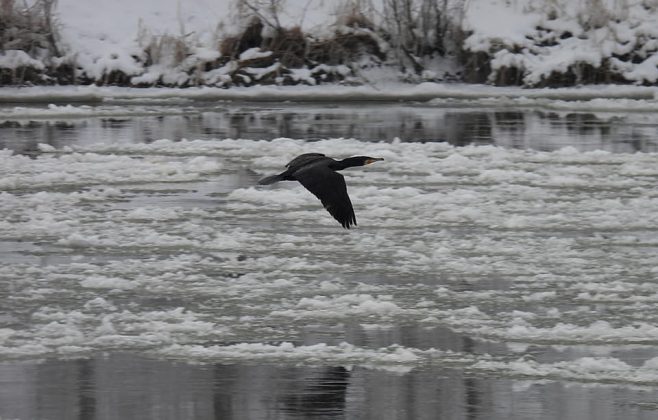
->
0, 0, 60, 84
220, 17, 264, 59
143, 35, 190, 68
295, 6, 384, 68
220, 36, 241, 58
380, 0, 454, 74
308, 30, 384, 66
0, 0, 59, 56
237, 0, 284, 32
266, 26, 306, 68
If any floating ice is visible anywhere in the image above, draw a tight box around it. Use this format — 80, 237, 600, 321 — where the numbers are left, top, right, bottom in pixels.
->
1, 136, 658, 387
1, 83, 658, 106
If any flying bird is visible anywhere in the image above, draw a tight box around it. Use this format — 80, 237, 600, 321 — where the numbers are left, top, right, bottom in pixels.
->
258, 153, 384, 228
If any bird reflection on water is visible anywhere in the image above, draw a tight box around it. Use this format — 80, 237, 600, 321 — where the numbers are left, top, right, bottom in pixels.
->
281, 366, 350, 418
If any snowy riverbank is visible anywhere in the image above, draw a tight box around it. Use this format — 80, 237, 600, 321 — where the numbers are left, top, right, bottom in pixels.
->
5, 0, 658, 88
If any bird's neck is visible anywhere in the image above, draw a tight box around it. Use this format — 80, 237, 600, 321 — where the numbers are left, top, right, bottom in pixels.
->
331, 157, 363, 171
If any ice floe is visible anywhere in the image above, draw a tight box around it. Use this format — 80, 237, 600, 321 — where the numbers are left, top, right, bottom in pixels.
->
1, 136, 658, 386
2, 83, 658, 106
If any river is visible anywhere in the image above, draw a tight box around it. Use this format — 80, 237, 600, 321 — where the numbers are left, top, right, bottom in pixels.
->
1, 98, 658, 419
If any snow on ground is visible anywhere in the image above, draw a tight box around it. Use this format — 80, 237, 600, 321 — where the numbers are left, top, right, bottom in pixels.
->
49, 0, 658, 87
55, 0, 342, 58
6, 0, 658, 87
2, 136, 658, 385
463, 0, 658, 85
48, 0, 351, 84
54, 0, 229, 81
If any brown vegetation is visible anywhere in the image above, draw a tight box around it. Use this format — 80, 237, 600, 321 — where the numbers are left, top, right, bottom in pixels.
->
5, 0, 645, 88
220, 18, 264, 58
0, 0, 59, 85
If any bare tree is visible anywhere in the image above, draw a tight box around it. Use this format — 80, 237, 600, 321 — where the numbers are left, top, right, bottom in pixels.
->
380, 0, 451, 74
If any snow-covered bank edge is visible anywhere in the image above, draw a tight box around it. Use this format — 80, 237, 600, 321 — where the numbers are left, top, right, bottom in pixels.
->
10, 0, 658, 89
1, 83, 657, 106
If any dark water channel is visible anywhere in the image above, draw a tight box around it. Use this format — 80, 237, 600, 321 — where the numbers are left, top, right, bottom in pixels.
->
3, 101, 658, 420
3, 352, 656, 420
2, 101, 658, 153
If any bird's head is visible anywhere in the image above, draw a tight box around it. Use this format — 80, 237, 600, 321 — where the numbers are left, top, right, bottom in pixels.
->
332, 156, 384, 170
340, 156, 384, 167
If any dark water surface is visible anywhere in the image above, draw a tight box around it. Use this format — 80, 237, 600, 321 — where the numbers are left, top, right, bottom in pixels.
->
2, 101, 658, 420
2, 353, 657, 420
2, 101, 658, 154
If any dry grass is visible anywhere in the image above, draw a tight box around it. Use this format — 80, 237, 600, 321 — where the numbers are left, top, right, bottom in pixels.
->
0, 0, 59, 55
143, 34, 189, 67
0, 0, 60, 84
220, 18, 263, 58
266, 26, 306, 68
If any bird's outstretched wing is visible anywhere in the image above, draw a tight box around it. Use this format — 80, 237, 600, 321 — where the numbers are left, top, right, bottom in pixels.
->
286, 153, 326, 170
294, 164, 357, 229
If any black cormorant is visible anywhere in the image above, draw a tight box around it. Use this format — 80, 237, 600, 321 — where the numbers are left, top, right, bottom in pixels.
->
258, 153, 384, 228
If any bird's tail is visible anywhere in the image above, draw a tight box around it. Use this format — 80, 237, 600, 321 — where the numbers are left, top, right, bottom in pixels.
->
258, 173, 284, 185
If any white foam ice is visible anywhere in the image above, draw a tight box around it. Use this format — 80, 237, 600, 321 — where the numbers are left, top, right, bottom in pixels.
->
0, 149, 221, 190
1, 136, 658, 385
473, 356, 658, 386
0, 104, 198, 121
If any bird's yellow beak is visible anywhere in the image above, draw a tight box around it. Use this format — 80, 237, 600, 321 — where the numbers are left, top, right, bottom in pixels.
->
365, 158, 384, 165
